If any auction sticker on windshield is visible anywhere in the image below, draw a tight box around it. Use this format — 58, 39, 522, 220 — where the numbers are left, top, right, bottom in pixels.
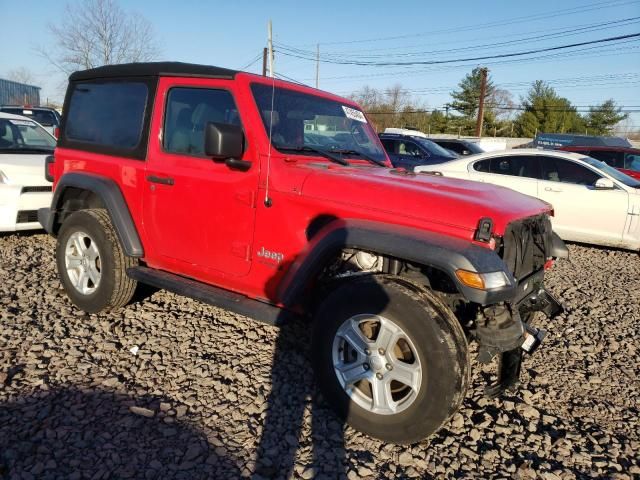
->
342, 106, 367, 123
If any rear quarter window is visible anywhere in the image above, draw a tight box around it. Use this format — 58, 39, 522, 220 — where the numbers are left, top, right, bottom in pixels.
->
63, 81, 150, 155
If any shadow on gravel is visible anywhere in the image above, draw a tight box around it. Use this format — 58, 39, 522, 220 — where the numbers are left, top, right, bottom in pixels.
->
0, 387, 241, 479
253, 319, 347, 479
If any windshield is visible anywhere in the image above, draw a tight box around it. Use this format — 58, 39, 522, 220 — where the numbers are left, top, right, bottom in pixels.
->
0, 117, 56, 151
251, 83, 387, 163
582, 156, 640, 188
414, 138, 458, 158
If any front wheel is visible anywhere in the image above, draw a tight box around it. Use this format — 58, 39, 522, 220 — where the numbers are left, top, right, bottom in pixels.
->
312, 275, 469, 444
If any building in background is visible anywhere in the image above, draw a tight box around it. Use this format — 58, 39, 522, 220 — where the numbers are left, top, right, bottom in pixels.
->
0, 78, 41, 105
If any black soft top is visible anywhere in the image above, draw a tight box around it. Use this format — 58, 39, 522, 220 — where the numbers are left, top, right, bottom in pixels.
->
69, 62, 239, 81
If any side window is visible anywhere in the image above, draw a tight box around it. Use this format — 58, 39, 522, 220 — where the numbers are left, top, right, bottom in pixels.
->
588, 150, 624, 168
0, 119, 16, 146
65, 81, 148, 148
164, 87, 241, 156
442, 142, 464, 155
33, 111, 57, 127
624, 153, 640, 170
398, 141, 423, 157
381, 139, 396, 154
541, 157, 601, 185
473, 159, 491, 172
487, 156, 540, 179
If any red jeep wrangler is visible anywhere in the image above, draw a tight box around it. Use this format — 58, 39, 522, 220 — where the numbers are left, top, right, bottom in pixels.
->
39, 62, 566, 443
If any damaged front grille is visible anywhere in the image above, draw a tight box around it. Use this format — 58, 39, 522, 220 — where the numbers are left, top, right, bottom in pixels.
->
498, 214, 552, 281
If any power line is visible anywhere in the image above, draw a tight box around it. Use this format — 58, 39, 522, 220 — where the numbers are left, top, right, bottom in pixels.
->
342, 74, 640, 96
294, 42, 640, 82
275, 16, 640, 59
281, 0, 640, 47
285, 15, 640, 55
277, 33, 640, 66
237, 52, 264, 71
364, 105, 640, 115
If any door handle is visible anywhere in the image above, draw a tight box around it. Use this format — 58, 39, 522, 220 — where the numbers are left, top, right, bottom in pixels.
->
544, 186, 562, 193
146, 175, 174, 186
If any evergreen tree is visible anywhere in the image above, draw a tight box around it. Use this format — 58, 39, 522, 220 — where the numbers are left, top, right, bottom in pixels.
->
585, 100, 628, 135
515, 81, 584, 136
450, 68, 496, 135
450, 68, 495, 119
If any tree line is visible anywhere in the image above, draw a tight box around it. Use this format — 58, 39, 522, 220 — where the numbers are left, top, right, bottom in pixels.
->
350, 67, 629, 138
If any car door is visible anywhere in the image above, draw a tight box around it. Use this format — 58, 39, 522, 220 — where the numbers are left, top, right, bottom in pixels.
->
537, 156, 628, 244
470, 155, 540, 198
143, 78, 259, 277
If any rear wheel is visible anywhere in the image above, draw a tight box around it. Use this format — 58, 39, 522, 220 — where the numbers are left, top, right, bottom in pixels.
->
312, 275, 469, 444
56, 209, 136, 313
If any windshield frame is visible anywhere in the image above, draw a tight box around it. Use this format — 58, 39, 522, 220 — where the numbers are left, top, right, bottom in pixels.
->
581, 156, 640, 188
250, 82, 389, 165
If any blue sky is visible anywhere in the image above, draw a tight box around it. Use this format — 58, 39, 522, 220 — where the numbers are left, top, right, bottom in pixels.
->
1, 0, 639, 127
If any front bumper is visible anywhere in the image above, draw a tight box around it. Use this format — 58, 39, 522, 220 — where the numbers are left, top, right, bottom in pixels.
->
0, 185, 52, 232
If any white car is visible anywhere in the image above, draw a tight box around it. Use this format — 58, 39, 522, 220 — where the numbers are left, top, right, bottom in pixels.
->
0, 112, 55, 232
415, 149, 640, 251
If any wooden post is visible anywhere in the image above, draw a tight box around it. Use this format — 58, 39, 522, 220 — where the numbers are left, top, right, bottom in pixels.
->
475, 67, 488, 137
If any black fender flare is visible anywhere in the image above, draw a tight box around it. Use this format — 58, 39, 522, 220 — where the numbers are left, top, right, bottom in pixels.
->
40, 172, 143, 257
278, 219, 517, 307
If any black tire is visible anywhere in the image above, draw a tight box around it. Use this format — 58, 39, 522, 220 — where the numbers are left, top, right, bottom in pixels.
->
312, 275, 469, 444
56, 209, 137, 313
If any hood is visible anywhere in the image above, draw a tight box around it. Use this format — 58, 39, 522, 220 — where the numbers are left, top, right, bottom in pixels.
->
0, 153, 52, 186
300, 165, 551, 236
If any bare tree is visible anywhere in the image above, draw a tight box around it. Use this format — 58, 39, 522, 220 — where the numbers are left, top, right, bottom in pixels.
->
40, 0, 160, 74
487, 88, 516, 122
6, 67, 37, 85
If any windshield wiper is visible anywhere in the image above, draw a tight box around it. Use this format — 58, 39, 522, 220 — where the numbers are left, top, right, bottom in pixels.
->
274, 144, 349, 166
329, 148, 387, 167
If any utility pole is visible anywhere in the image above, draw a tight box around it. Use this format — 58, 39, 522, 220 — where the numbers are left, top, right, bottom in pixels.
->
267, 20, 274, 77
475, 67, 488, 138
262, 47, 268, 76
315, 44, 320, 88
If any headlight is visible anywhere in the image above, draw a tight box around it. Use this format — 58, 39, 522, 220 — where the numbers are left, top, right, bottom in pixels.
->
0, 170, 8, 184
455, 269, 511, 290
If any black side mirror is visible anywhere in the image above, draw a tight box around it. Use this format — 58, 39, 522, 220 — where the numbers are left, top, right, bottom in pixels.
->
204, 122, 243, 158
204, 122, 250, 170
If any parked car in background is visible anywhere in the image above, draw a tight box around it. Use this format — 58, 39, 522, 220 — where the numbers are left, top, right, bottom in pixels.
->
0, 112, 54, 231
0, 105, 61, 138
415, 149, 640, 251
557, 146, 640, 180
429, 138, 485, 156
379, 128, 458, 171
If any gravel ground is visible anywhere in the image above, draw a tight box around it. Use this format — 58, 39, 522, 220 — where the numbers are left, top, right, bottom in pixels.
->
0, 232, 639, 479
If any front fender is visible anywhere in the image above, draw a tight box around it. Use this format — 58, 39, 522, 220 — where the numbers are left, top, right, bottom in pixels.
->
278, 219, 517, 307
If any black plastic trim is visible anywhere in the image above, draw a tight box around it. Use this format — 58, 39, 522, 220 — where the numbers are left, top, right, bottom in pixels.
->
69, 62, 238, 81
49, 173, 144, 257
127, 266, 294, 325
44, 155, 55, 182
278, 219, 518, 307
38, 208, 53, 234
550, 232, 569, 259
